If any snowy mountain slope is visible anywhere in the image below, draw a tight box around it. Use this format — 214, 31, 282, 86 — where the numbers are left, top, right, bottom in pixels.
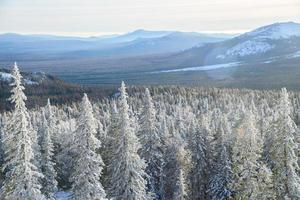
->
244, 22, 300, 40
157, 22, 300, 67
215, 22, 300, 59
219, 40, 274, 57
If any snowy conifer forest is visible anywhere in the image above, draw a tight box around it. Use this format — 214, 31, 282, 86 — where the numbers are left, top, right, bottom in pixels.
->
1, 63, 300, 200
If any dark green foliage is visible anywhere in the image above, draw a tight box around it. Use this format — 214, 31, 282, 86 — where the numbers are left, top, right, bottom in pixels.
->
0, 69, 116, 111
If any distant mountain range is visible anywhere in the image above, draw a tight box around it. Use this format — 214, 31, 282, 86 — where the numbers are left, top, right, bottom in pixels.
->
0, 22, 300, 89
0, 30, 234, 60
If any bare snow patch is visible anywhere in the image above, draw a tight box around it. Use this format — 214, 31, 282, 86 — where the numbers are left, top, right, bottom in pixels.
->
225, 40, 274, 57
153, 62, 240, 73
216, 54, 226, 59
0, 72, 39, 85
55, 191, 72, 200
262, 60, 273, 64
286, 51, 300, 58
0, 72, 13, 81
24, 79, 39, 85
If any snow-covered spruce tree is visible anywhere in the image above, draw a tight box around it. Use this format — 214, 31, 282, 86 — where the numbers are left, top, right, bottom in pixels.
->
1, 63, 45, 200
102, 100, 120, 189
108, 81, 148, 200
269, 88, 300, 199
157, 108, 170, 200
26, 106, 41, 174
188, 118, 209, 200
70, 93, 106, 200
40, 110, 58, 200
174, 169, 188, 200
44, 99, 57, 141
55, 117, 77, 189
162, 128, 190, 200
92, 103, 107, 143
139, 88, 162, 199
0, 112, 9, 186
231, 110, 275, 200
208, 116, 232, 200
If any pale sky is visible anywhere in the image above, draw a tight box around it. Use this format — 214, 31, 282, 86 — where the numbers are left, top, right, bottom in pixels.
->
0, 0, 300, 36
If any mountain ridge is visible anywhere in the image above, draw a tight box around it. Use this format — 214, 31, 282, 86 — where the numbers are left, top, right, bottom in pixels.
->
0, 29, 235, 59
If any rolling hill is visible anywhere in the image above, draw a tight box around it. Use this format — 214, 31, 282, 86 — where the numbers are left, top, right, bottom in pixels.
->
0, 68, 115, 111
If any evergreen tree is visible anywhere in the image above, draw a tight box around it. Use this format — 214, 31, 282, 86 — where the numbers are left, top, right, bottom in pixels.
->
70, 94, 106, 200
157, 108, 170, 200
188, 119, 209, 200
40, 110, 58, 200
139, 88, 162, 199
269, 88, 300, 199
44, 99, 57, 142
55, 117, 77, 188
109, 81, 148, 200
174, 169, 188, 200
208, 116, 232, 200
231, 110, 274, 200
102, 100, 120, 190
162, 129, 190, 200
1, 63, 44, 200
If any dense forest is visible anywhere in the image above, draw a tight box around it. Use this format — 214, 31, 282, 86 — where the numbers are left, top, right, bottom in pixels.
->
0, 67, 115, 111
1, 64, 300, 199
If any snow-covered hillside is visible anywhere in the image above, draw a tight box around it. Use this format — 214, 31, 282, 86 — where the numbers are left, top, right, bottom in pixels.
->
245, 22, 300, 40
216, 22, 300, 59
224, 40, 274, 57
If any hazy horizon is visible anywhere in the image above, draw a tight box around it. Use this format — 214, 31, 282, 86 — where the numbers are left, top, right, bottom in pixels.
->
0, 29, 247, 37
1, 0, 299, 37
0, 21, 299, 38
